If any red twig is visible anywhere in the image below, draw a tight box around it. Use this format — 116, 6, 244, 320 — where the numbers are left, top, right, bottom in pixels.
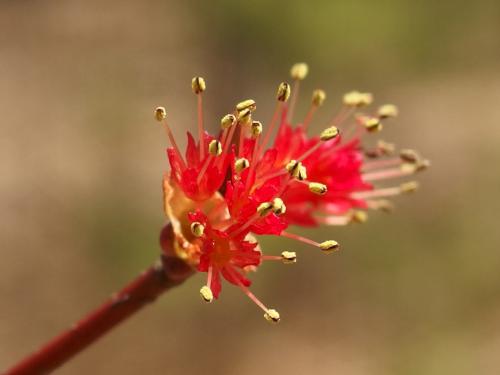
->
3, 225, 193, 375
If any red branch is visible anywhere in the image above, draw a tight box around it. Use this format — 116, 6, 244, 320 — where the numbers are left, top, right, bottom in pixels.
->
3, 225, 193, 375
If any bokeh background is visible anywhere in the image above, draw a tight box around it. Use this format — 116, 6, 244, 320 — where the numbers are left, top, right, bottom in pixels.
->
1, 1, 500, 374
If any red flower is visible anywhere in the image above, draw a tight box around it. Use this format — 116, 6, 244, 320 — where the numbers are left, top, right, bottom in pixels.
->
157, 64, 428, 322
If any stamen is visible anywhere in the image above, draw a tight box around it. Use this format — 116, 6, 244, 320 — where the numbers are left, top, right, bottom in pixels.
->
225, 266, 279, 323
367, 199, 395, 213
281, 251, 297, 264
264, 309, 281, 323
199, 285, 213, 303
303, 89, 326, 130
363, 117, 383, 133
192, 77, 207, 158
251, 121, 263, 137
351, 181, 419, 199
363, 157, 402, 171
309, 182, 328, 195
257, 202, 274, 216
221, 113, 236, 130
154, 106, 186, 170
272, 197, 286, 215
363, 165, 415, 182
190, 222, 205, 237
236, 99, 257, 112
235, 157, 250, 173
277, 81, 292, 102
281, 231, 340, 253
377, 104, 399, 119
288, 63, 308, 123
400, 149, 420, 163
350, 210, 368, 224
343, 91, 373, 107
208, 139, 222, 156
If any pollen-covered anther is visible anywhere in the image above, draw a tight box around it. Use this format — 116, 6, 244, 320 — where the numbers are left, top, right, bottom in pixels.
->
309, 182, 328, 195
415, 159, 431, 172
320, 126, 340, 141
191, 76, 206, 94
290, 62, 309, 80
264, 309, 280, 323
312, 89, 326, 107
372, 199, 395, 213
251, 121, 263, 137
378, 140, 396, 155
190, 222, 205, 237
272, 198, 286, 215
281, 251, 297, 264
400, 149, 420, 164
257, 202, 274, 217
199, 286, 213, 303
378, 104, 399, 119
154, 106, 166, 122
221, 114, 236, 129
364, 117, 383, 133
400, 181, 419, 193
318, 240, 340, 253
285, 159, 300, 176
236, 99, 257, 112
238, 108, 252, 126
350, 210, 368, 224
276, 82, 291, 102
343, 91, 373, 107
234, 157, 250, 173
208, 139, 222, 156
296, 165, 307, 181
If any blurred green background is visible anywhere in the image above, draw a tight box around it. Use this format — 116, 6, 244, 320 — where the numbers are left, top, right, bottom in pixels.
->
1, 1, 500, 374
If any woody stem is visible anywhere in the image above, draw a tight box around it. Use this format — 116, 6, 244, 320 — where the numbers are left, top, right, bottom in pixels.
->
4, 226, 193, 375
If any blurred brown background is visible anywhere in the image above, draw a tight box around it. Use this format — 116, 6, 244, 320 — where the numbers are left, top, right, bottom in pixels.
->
1, 0, 500, 374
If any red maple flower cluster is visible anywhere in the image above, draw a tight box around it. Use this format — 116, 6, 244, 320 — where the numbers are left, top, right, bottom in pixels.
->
157, 64, 428, 323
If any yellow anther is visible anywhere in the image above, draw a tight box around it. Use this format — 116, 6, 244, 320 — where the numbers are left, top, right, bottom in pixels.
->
236, 99, 257, 112
221, 114, 236, 129
155, 106, 166, 122
318, 240, 340, 253
297, 165, 307, 181
237, 108, 252, 126
359, 92, 373, 106
281, 251, 297, 264
378, 104, 399, 119
415, 159, 431, 172
351, 210, 368, 224
372, 199, 394, 213
190, 222, 205, 237
400, 163, 418, 174
272, 198, 286, 215
276, 82, 291, 102
257, 202, 273, 217
251, 121, 263, 137
343, 91, 373, 107
320, 126, 340, 141
377, 140, 396, 155
208, 139, 222, 156
235, 158, 250, 173
312, 89, 326, 107
364, 117, 383, 133
290, 62, 309, 80
264, 309, 280, 323
191, 76, 206, 94
199, 286, 213, 303
400, 149, 419, 163
400, 181, 419, 193
309, 182, 327, 195
286, 159, 300, 175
